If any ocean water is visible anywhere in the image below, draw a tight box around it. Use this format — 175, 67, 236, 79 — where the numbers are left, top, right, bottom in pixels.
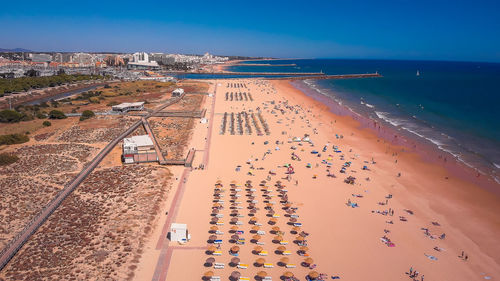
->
228, 59, 500, 182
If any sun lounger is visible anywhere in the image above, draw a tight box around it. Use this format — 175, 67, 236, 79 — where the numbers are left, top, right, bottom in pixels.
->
257, 242, 265, 245
216, 214, 223, 218
216, 222, 224, 225
214, 263, 225, 269
280, 241, 289, 245
213, 251, 222, 256
290, 214, 299, 218
294, 223, 302, 227
285, 264, 296, 268
236, 221, 243, 225
263, 263, 274, 268
210, 277, 221, 281
237, 263, 248, 269
255, 223, 263, 226
214, 239, 223, 244
263, 277, 272, 281
257, 231, 266, 235
237, 230, 244, 234
258, 251, 268, 256
238, 277, 250, 281
216, 200, 224, 203
282, 251, 291, 255
251, 200, 258, 203
215, 231, 224, 235
272, 214, 280, 218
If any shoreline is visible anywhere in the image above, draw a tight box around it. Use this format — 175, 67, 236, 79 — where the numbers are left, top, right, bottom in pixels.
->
290, 79, 500, 195
140, 77, 499, 281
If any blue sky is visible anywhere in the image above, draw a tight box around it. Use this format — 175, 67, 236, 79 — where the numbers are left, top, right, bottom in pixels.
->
1, 0, 499, 62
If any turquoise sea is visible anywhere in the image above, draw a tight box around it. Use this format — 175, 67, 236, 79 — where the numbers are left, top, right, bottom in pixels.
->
228, 59, 500, 183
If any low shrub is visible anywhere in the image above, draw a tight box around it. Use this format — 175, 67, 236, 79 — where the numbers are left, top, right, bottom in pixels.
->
0, 133, 30, 145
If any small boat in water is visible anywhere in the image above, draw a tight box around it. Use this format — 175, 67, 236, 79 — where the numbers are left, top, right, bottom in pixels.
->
416, 70, 420, 76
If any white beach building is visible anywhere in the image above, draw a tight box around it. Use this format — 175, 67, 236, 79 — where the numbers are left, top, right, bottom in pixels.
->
169, 223, 191, 243
122, 135, 157, 164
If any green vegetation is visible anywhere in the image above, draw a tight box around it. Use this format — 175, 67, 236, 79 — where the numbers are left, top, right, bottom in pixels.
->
42, 120, 51, 127
0, 153, 19, 166
0, 74, 104, 96
0, 133, 29, 145
79, 110, 95, 121
48, 110, 66, 119
0, 109, 24, 123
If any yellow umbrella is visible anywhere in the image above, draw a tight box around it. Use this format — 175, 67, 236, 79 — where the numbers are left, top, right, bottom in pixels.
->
283, 271, 294, 278
257, 271, 267, 278
253, 246, 263, 253
210, 226, 218, 231
308, 271, 319, 279
204, 271, 214, 277
251, 226, 260, 231
255, 258, 266, 265
279, 257, 289, 264
304, 257, 314, 264
231, 246, 240, 253
274, 235, 283, 241
252, 234, 262, 241
272, 226, 280, 232
276, 246, 286, 252
231, 226, 239, 231
207, 245, 217, 252
295, 236, 304, 241
299, 246, 309, 252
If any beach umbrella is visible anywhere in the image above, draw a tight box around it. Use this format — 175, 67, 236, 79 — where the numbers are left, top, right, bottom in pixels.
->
289, 217, 298, 223
308, 271, 319, 279
216, 180, 222, 184
230, 246, 240, 253
284, 203, 292, 208
255, 258, 266, 265
249, 209, 257, 214
283, 271, 294, 278
266, 203, 273, 208
252, 234, 262, 241
212, 208, 219, 214
292, 226, 301, 233
272, 226, 280, 232
251, 226, 260, 231
269, 218, 278, 224
206, 257, 215, 264
230, 180, 237, 184
213, 203, 221, 208
231, 234, 240, 240
299, 246, 309, 252
203, 271, 214, 277
211, 217, 219, 222
210, 226, 218, 231
230, 257, 240, 265
257, 271, 267, 278
207, 245, 217, 252
277, 246, 286, 252
296, 236, 305, 241
286, 209, 295, 214
209, 235, 217, 241
274, 235, 283, 241
231, 218, 238, 223
304, 257, 314, 265
279, 257, 289, 264
253, 246, 263, 253
230, 271, 241, 279
250, 217, 258, 221
230, 226, 239, 231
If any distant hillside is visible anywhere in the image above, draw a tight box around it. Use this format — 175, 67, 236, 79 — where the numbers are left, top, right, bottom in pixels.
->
0, 48, 32, 52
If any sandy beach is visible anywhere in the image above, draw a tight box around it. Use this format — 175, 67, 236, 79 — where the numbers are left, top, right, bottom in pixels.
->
133, 78, 500, 281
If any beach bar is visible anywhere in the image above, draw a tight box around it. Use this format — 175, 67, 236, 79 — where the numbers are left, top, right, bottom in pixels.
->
122, 135, 158, 164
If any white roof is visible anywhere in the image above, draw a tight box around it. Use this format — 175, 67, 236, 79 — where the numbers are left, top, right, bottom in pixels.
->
123, 135, 153, 147
173, 88, 184, 93
128, 61, 159, 67
171, 223, 187, 229
112, 102, 144, 109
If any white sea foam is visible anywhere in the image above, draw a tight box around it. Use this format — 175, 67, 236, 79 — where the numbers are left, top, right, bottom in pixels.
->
493, 163, 500, 169
375, 111, 403, 127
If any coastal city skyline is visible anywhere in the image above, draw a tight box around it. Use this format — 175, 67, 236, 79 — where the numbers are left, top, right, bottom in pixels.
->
1, 0, 500, 62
